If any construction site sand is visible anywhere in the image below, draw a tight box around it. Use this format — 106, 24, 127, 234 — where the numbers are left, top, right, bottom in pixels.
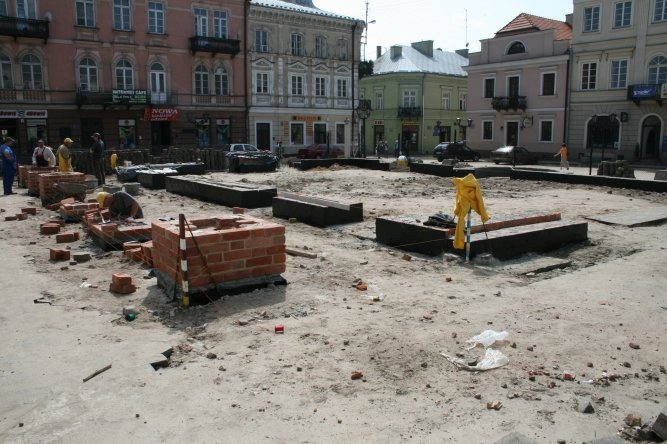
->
1, 163, 666, 443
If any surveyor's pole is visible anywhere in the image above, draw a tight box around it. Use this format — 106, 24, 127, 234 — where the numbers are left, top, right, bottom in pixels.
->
179, 214, 189, 308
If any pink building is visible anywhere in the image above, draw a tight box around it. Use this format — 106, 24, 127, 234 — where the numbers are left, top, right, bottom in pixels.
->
0, 0, 247, 161
465, 13, 572, 157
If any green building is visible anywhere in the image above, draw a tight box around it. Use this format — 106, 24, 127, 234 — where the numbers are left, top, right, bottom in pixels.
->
359, 41, 469, 156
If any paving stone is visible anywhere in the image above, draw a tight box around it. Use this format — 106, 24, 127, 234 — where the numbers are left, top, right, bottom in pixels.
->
493, 432, 538, 444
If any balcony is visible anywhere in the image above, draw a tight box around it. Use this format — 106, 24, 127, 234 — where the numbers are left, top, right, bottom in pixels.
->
189, 36, 241, 57
491, 95, 527, 111
76, 90, 113, 107
627, 84, 663, 105
0, 15, 49, 42
398, 106, 422, 119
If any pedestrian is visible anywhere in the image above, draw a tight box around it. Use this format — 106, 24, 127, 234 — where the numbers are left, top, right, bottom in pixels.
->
96, 191, 144, 221
554, 142, 569, 170
32, 139, 56, 167
1, 136, 17, 195
56, 138, 74, 172
89, 132, 105, 186
110, 151, 118, 172
394, 139, 400, 158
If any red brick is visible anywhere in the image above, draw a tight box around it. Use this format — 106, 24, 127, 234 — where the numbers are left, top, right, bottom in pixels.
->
251, 247, 267, 257
122, 241, 142, 251
224, 249, 252, 261
188, 275, 211, 288
273, 254, 286, 264
264, 226, 285, 236
15, 213, 28, 221
125, 248, 143, 261
267, 245, 285, 255
271, 235, 286, 246
21, 207, 37, 215
56, 232, 78, 243
109, 282, 137, 294
222, 270, 253, 282
112, 273, 133, 286
40, 223, 61, 235
232, 207, 244, 214
49, 248, 71, 261
229, 240, 245, 250
246, 256, 272, 267
222, 229, 251, 241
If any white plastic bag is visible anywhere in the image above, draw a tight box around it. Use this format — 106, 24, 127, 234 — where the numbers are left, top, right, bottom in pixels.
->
466, 330, 508, 348
440, 348, 509, 371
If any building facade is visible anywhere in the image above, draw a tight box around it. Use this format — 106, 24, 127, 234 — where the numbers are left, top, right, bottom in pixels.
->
465, 13, 572, 157
247, 0, 363, 156
360, 41, 468, 156
568, 0, 667, 162
0, 0, 248, 162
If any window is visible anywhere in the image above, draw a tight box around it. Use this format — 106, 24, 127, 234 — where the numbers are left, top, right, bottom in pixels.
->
16, 0, 37, 19
76, 0, 95, 27
610, 60, 628, 88
459, 93, 467, 110
441, 92, 450, 110
148, 2, 164, 34
256, 72, 268, 94
402, 89, 416, 107
336, 79, 348, 97
508, 76, 520, 96
194, 65, 209, 95
507, 42, 525, 54
540, 121, 554, 142
315, 36, 327, 58
1, 54, 13, 89
338, 39, 348, 60
214, 68, 228, 96
541, 72, 556, 95
581, 62, 597, 90
314, 123, 327, 144
315, 77, 326, 97
113, 0, 131, 31
375, 91, 383, 110
483, 78, 495, 99
648, 56, 667, 84
335, 123, 345, 144
290, 122, 305, 145
213, 10, 227, 39
614, 1, 632, 27
291, 75, 303, 96
255, 30, 268, 52
584, 6, 600, 32
291, 34, 303, 56
150, 62, 167, 104
115, 60, 134, 89
0, 1, 6, 16
78, 58, 98, 91
654, 0, 667, 21
118, 120, 136, 148
194, 8, 208, 37
482, 121, 493, 140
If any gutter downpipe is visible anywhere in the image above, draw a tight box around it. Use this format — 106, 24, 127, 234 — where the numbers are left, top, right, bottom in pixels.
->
351, 22, 358, 158
563, 49, 571, 147
244, 0, 250, 143
421, 72, 426, 155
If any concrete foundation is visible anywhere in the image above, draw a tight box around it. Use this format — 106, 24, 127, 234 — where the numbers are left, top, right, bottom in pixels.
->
294, 158, 390, 171
511, 169, 667, 192
136, 170, 179, 189
272, 192, 363, 227
166, 176, 277, 208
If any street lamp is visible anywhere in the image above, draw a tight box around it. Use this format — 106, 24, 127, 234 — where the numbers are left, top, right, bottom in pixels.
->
355, 99, 372, 158
454, 117, 473, 141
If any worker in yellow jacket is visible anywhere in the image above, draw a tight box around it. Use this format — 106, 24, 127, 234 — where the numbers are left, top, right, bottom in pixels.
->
110, 152, 118, 171
452, 173, 490, 250
56, 138, 74, 172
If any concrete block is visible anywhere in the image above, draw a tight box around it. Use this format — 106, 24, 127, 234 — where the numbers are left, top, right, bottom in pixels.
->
273, 192, 363, 227
294, 158, 389, 171
408, 163, 454, 177
655, 170, 667, 181
166, 176, 277, 208
72, 252, 92, 263
493, 432, 538, 444
511, 169, 667, 193
653, 406, 667, 440
376, 217, 450, 256
136, 170, 178, 189
102, 184, 121, 194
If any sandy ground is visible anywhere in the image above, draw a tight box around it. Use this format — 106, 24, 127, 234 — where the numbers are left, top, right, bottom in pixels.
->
0, 160, 666, 444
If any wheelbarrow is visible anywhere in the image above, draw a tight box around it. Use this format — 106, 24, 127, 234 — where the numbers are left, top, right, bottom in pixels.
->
53, 182, 88, 202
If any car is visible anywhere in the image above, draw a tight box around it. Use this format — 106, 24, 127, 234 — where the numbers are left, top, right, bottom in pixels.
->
297, 144, 344, 159
432, 142, 481, 162
490, 146, 539, 165
226, 143, 260, 155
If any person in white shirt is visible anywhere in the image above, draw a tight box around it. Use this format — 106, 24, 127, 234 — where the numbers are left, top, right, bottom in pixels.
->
32, 139, 56, 167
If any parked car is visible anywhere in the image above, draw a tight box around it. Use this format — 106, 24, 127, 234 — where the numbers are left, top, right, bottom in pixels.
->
432, 142, 481, 162
490, 146, 539, 165
225, 143, 261, 155
297, 144, 344, 159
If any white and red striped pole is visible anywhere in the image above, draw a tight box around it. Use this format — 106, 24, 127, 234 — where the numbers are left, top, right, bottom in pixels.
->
179, 214, 189, 308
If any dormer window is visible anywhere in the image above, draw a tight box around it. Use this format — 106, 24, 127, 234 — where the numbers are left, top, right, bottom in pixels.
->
507, 42, 525, 55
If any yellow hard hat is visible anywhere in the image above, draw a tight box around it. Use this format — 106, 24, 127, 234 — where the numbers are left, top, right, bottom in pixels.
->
96, 192, 110, 207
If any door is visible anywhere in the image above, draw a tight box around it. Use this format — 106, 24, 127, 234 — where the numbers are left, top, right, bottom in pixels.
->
641, 115, 661, 159
506, 121, 519, 146
256, 122, 270, 151
150, 63, 167, 104
81, 119, 103, 146
150, 121, 170, 155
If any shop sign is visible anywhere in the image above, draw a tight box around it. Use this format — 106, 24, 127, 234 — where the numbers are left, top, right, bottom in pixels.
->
292, 115, 321, 122
373, 120, 384, 125
144, 107, 180, 122
0, 109, 48, 118
113, 89, 148, 104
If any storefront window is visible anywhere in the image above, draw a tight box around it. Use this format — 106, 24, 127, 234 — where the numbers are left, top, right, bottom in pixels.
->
118, 119, 136, 148
196, 119, 210, 146
26, 119, 47, 149
314, 123, 327, 144
216, 119, 230, 146
290, 122, 304, 145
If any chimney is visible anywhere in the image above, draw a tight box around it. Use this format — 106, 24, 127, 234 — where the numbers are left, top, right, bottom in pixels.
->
411, 40, 434, 58
565, 13, 573, 27
376, 45, 382, 59
455, 48, 469, 58
390, 45, 402, 59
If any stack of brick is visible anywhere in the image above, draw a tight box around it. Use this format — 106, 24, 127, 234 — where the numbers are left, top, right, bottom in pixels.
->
152, 215, 286, 292
38, 172, 86, 206
27, 167, 57, 195
122, 240, 154, 266
60, 201, 100, 221
109, 273, 137, 294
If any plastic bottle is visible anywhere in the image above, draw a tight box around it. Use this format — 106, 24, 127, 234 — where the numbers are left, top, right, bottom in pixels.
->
369, 283, 385, 302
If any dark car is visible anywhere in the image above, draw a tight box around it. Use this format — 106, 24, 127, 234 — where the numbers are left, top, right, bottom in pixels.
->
433, 142, 481, 162
297, 144, 344, 159
490, 146, 539, 165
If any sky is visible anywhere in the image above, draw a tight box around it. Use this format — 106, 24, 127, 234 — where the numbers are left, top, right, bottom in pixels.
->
311, 0, 574, 60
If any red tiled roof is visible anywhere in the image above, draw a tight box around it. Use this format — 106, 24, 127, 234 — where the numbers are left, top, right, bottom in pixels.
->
496, 13, 572, 41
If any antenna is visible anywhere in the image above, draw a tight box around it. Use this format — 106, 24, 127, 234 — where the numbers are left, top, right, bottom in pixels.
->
465, 9, 469, 48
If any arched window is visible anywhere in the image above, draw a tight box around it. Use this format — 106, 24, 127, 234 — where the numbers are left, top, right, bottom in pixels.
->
214, 67, 228, 96
149, 62, 167, 104
648, 55, 667, 84
0, 54, 13, 89
115, 60, 134, 89
507, 41, 526, 55
194, 64, 209, 95
78, 57, 98, 91
21, 54, 43, 89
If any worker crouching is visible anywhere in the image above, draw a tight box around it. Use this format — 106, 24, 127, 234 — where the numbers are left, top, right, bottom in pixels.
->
96, 191, 144, 222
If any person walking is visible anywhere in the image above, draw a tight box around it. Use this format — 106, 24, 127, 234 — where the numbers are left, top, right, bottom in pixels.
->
56, 138, 74, 172
1, 137, 17, 195
89, 132, 105, 186
32, 139, 56, 167
554, 143, 569, 171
